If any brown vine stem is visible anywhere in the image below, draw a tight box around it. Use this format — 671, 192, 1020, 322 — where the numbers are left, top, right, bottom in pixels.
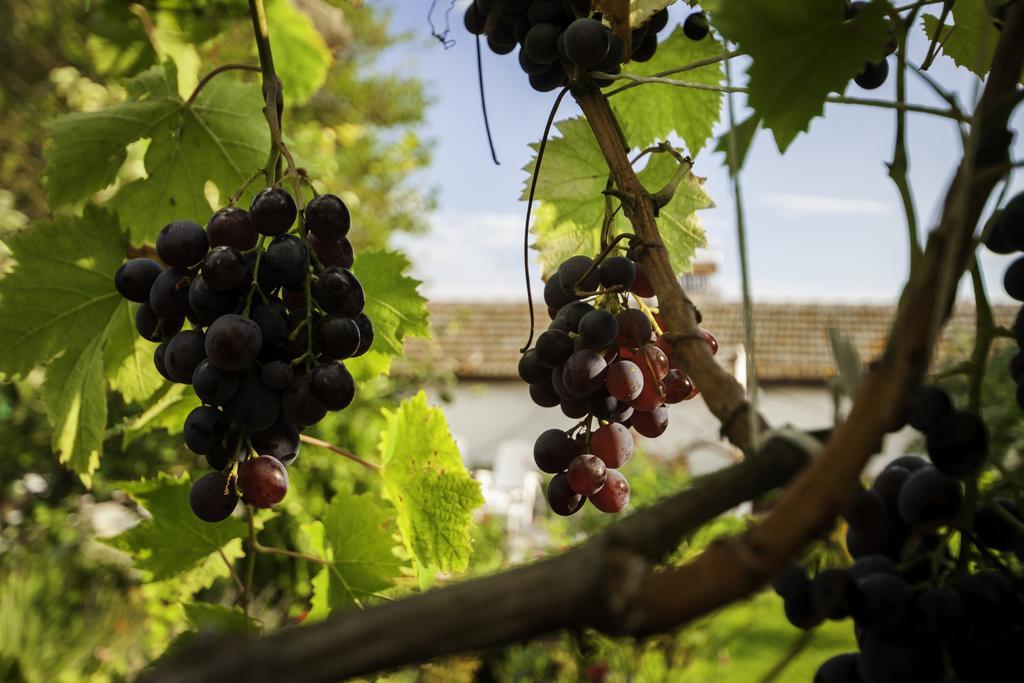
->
571, 78, 766, 455
298, 433, 381, 472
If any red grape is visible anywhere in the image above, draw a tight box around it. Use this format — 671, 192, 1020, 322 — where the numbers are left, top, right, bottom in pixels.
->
589, 470, 630, 512
700, 329, 719, 355
661, 369, 694, 404
632, 406, 668, 438
605, 360, 644, 401
238, 455, 289, 508
567, 454, 607, 495
591, 423, 633, 468
547, 471, 585, 516
621, 343, 668, 380
630, 378, 666, 412
632, 267, 655, 297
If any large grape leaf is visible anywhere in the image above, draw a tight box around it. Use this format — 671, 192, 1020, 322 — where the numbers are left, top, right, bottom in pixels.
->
104, 299, 164, 404
0, 207, 125, 378
348, 250, 429, 382
45, 62, 269, 243
637, 154, 712, 273
714, 113, 761, 176
41, 335, 108, 486
610, 27, 725, 154
267, 0, 332, 105
714, 0, 891, 151
379, 392, 483, 574
107, 473, 248, 581
920, 1, 1017, 81
300, 491, 404, 617
629, 0, 678, 26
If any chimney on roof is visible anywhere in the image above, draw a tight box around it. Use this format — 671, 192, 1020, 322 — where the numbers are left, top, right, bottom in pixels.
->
680, 249, 720, 298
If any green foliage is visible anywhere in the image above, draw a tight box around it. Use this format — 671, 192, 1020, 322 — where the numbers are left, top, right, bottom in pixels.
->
266, 0, 331, 105
107, 474, 248, 582
610, 27, 725, 155
348, 250, 430, 382
182, 602, 249, 633
301, 490, 404, 616
715, 0, 891, 151
379, 392, 483, 574
714, 113, 761, 176
525, 117, 711, 277
921, 0, 1019, 81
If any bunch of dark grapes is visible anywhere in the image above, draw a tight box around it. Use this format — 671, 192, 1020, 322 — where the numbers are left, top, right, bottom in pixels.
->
773, 384, 1024, 682
521, 251, 716, 515
847, 1, 895, 90
114, 188, 372, 522
985, 192, 1024, 403
463, 1, 698, 93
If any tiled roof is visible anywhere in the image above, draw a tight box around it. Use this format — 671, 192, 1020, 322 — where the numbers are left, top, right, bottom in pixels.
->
403, 300, 1018, 382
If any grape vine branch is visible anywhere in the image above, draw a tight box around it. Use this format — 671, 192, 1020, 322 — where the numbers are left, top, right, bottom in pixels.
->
144, 2, 1024, 681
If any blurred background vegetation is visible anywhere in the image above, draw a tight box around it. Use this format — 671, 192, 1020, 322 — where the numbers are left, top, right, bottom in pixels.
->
2, 1, 1020, 682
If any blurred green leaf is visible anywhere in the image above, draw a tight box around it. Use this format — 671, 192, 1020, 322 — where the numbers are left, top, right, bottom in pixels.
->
636, 153, 711, 273
921, 1, 1019, 82
714, 113, 761, 176
183, 602, 249, 633
379, 391, 483, 574
266, 0, 332, 105
105, 299, 164, 404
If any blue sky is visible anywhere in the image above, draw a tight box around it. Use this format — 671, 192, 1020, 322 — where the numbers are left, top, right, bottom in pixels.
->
379, 1, 1024, 304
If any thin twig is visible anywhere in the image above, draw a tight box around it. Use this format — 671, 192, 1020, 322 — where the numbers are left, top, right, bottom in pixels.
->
186, 64, 261, 104
757, 629, 816, 683
299, 433, 381, 472
243, 509, 257, 632
254, 541, 330, 566
218, 548, 246, 596
605, 49, 744, 97
921, 1, 954, 70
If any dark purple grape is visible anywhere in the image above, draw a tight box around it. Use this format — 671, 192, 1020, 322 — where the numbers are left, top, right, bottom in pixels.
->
849, 573, 916, 635
261, 360, 294, 390
115, 258, 163, 302
872, 465, 911, 513
183, 406, 229, 455
973, 498, 1023, 550
266, 234, 309, 290
918, 584, 964, 635
631, 406, 668, 438
205, 427, 241, 471
814, 653, 861, 683
519, 48, 549, 75
281, 375, 328, 427
315, 316, 360, 360
887, 454, 929, 472
187, 275, 236, 326
556, 301, 593, 333
250, 300, 289, 349
223, 371, 280, 432
313, 266, 364, 316
148, 267, 192, 319
567, 453, 607, 495
1003, 256, 1024, 300
926, 409, 987, 476
304, 193, 351, 241
285, 308, 313, 359
547, 471, 585, 516
135, 303, 183, 342
518, 349, 551, 385
154, 342, 174, 381
464, 3, 486, 34
205, 314, 262, 371
847, 555, 899, 581
907, 384, 952, 432
534, 429, 580, 474
309, 234, 354, 269
529, 381, 561, 408
854, 59, 889, 89
589, 469, 629, 512
238, 455, 288, 508
563, 18, 609, 67
527, 0, 565, 25
557, 255, 600, 294
352, 313, 373, 357
897, 466, 962, 527
586, 392, 629, 422
486, 21, 517, 54
632, 33, 657, 62
543, 276, 576, 310
597, 256, 636, 292
615, 309, 652, 347
562, 348, 607, 397
560, 397, 588, 419
207, 207, 257, 250
529, 62, 568, 92
252, 420, 300, 466
844, 487, 885, 533
242, 250, 278, 296
524, 23, 561, 64
536, 329, 574, 367
250, 187, 297, 236
165, 330, 206, 383
987, 193, 1024, 254
811, 569, 852, 620
192, 359, 239, 405
156, 220, 208, 268
310, 362, 355, 410
683, 12, 708, 40
202, 246, 248, 291
189, 471, 238, 522
579, 309, 619, 349
771, 562, 810, 600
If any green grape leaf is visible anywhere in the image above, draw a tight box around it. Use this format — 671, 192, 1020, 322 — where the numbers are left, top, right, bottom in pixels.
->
637, 153, 711, 272
104, 299, 164, 404
112, 67, 269, 243
0, 207, 125, 378
183, 603, 249, 633
611, 27, 725, 154
300, 491, 403, 616
348, 250, 429, 382
267, 0, 332, 105
629, 0, 677, 26
41, 335, 108, 486
120, 383, 200, 447
108, 473, 248, 581
921, 1, 1013, 81
379, 392, 483, 574
44, 65, 180, 209
715, 0, 891, 151
531, 202, 609, 280
714, 113, 761, 176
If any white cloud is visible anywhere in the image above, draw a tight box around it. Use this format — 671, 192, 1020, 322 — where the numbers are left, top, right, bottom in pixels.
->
759, 192, 891, 216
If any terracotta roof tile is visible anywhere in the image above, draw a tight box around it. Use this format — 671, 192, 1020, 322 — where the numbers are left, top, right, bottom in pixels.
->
403, 301, 1018, 382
